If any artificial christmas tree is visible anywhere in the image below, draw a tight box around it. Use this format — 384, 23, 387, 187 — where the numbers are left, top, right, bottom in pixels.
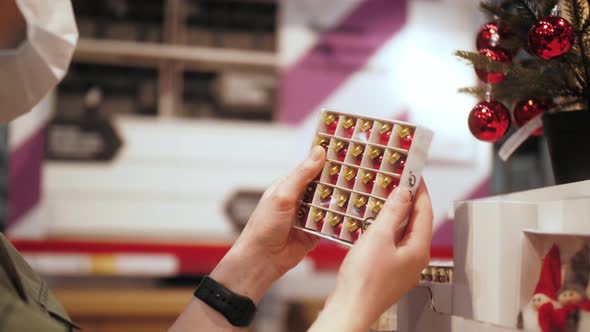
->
456, 0, 590, 183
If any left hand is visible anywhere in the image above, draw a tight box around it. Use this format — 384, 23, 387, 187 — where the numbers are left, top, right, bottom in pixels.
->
209, 146, 326, 303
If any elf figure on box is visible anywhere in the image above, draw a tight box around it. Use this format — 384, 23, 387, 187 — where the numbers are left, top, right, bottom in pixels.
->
518, 244, 562, 331
539, 245, 590, 332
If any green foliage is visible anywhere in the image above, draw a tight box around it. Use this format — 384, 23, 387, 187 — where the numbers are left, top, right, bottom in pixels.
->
458, 0, 590, 110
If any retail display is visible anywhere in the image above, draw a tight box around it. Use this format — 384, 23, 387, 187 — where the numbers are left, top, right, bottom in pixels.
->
398, 181, 590, 332
293, 110, 433, 247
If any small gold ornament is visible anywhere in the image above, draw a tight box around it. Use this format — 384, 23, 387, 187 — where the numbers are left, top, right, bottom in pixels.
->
345, 217, 361, 232
342, 116, 355, 129
328, 162, 340, 176
312, 208, 325, 222
318, 185, 332, 199
377, 173, 393, 189
323, 112, 337, 125
327, 213, 342, 227
354, 194, 368, 208
350, 143, 364, 157
379, 122, 392, 135
397, 126, 411, 138
316, 136, 329, 148
331, 140, 345, 152
337, 193, 348, 208
369, 198, 384, 214
421, 267, 433, 282
368, 146, 383, 160
435, 267, 448, 283
342, 167, 357, 181
385, 150, 401, 164
359, 170, 375, 184
359, 119, 373, 132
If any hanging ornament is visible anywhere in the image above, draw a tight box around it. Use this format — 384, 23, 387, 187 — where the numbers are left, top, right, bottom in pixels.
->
512, 98, 555, 136
528, 15, 574, 60
468, 100, 510, 142
476, 21, 509, 50
475, 47, 511, 84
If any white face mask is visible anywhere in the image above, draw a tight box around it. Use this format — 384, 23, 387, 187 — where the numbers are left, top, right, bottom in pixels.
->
0, 0, 77, 122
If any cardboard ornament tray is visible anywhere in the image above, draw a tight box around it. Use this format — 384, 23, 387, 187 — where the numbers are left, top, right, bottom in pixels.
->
293, 110, 433, 247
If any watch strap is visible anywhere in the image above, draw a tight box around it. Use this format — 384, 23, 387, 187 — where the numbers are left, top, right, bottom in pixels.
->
194, 276, 256, 327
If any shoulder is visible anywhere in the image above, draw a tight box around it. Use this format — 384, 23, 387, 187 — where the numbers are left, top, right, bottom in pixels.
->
0, 234, 80, 331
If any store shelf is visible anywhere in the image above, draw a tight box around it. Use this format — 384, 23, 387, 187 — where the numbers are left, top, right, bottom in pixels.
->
74, 38, 277, 72
53, 288, 191, 318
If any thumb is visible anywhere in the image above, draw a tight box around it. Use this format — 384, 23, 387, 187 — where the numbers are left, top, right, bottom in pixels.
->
271, 146, 325, 209
372, 187, 412, 240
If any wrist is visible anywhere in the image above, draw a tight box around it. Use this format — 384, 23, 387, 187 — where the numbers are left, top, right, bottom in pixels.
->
311, 289, 370, 332
209, 246, 276, 304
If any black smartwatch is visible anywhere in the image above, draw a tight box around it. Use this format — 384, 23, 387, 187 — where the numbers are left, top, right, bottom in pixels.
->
194, 276, 257, 327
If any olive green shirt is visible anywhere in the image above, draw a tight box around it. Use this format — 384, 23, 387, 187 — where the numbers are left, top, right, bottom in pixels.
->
0, 233, 79, 331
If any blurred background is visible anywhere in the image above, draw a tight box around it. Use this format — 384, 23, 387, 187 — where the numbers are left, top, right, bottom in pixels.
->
3, 0, 555, 331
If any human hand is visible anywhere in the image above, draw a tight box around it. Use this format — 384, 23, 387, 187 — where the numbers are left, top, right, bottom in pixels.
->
210, 146, 326, 303
311, 183, 433, 331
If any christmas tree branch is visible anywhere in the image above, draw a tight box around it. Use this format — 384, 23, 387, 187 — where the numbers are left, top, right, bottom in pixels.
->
480, 1, 537, 37
515, 0, 539, 19
455, 51, 509, 73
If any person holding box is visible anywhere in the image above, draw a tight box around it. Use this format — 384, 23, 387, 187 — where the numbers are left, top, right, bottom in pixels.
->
0, 1, 433, 330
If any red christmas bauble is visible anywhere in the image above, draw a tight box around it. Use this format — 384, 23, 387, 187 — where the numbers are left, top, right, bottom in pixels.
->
476, 22, 509, 50
373, 155, 383, 169
326, 121, 338, 135
528, 16, 574, 60
475, 48, 512, 84
384, 177, 400, 196
380, 130, 392, 145
344, 125, 355, 138
400, 132, 414, 150
328, 173, 338, 184
366, 180, 375, 193
468, 100, 511, 142
512, 98, 555, 136
393, 158, 406, 175
337, 146, 348, 162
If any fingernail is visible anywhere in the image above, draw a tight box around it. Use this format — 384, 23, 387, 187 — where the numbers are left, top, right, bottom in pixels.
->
392, 187, 411, 203
309, 146, 323, 161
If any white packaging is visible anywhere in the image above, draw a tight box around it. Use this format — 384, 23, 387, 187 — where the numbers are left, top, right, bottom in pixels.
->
398, 180, 590, 331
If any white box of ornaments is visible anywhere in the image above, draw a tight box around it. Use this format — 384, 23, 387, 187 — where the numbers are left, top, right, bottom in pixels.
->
293, 109, 433, 247
397, 180, 590, 332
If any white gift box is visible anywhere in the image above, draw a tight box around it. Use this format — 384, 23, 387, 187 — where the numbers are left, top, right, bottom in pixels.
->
398, 180, 590, 332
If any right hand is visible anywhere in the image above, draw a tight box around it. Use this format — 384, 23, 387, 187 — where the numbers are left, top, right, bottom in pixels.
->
313, 183, 433, 331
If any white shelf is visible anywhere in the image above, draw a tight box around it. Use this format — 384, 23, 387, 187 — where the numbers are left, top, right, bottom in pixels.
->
74, 38, 277, 72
